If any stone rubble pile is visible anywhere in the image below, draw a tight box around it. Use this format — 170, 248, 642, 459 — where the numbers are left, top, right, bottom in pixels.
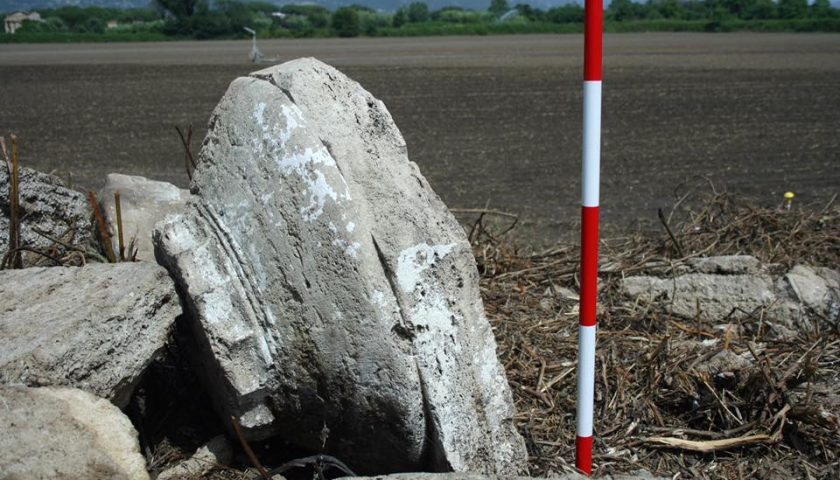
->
621, 255, 839, 338
2, 58, 837, 480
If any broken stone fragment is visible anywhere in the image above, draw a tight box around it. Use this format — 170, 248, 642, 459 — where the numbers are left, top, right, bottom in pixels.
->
99, 173, 190, 262
780, 265, 840, 320
0, 262, 180, 407
0, 166, 93, 261
692, 347, 753, 375
620, 255, 840, 335
0, 386, 149, 480
154, 57, 525, 474
621, 271, 777, 321
156, 435, 232, 480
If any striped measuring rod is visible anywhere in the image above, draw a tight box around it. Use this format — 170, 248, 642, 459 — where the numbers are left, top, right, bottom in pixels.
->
576, 0, 603, 475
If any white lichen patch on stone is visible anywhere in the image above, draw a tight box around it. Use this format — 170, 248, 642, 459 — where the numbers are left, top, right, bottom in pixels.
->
396, 243, 457, 293
253, 102, 267, 128
327, 218, 362, 257
410, 292, 461, 352
370, 290, 387, 309
252, 100, 349, 223
332, 238, 361, 258
346, 222, 355, 233
278, 104, 302, 144
272, 146, 345, 222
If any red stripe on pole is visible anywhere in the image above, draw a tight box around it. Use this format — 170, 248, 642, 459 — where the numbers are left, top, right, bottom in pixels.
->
576, 436, 594, 474
579, 205, 599, 327
584, 0, 603, 81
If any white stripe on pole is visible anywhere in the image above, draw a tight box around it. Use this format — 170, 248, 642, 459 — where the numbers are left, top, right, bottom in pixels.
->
576, 324, 597, 436
581, 81, 602, 208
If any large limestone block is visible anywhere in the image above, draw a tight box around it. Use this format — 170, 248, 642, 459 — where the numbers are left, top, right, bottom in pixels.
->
0, 386, 149, 480
99, 173, 190, 262
0, 263, 180, 407
0, 166, 93, 255
155, 58, 525, 474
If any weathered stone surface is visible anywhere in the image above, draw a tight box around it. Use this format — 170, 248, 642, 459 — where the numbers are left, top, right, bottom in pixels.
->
0, 386, 149, 480
780, 265, 840, 320
690, 346, 753, 374
156, 435, 232, 480
686, 255, 761, 275
0, 263, 179, 407
621, 272, 777, 321
99, 173, 190, 262
620, 256, 840, 334
154, 58, 525, 474
0, 166, 93, 257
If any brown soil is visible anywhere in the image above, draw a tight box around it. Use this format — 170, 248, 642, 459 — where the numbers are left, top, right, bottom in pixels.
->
1, 33, 838, 245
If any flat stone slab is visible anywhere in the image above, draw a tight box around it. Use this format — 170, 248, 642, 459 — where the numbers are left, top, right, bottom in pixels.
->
155, 58, 525, 474
0, 262, 180, 407
0, 386, 149, 480
621, 256, 840, 335
621, 272, 778, 321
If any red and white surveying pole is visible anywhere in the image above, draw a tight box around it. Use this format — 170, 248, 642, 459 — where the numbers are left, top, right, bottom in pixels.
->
576, 0, 603, 475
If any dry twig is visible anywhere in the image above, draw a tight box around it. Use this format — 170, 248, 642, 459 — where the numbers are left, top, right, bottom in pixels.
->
88, 191, 117, 263
230, 417, 270, 480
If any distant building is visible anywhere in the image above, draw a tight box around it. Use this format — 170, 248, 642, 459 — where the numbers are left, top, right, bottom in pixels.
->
106, 20, 120, 29
4, 11, 42, 34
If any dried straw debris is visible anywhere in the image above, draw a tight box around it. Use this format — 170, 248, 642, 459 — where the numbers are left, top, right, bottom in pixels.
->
472, 190, 839, 478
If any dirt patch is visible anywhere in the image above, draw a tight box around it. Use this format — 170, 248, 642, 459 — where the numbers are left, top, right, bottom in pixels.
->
1, 34, 838, 246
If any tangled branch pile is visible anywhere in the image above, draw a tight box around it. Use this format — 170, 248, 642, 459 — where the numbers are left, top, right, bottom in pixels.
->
473, 191, 839, 478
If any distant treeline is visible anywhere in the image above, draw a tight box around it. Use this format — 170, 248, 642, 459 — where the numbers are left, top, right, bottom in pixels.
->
2, 0, 839, 42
